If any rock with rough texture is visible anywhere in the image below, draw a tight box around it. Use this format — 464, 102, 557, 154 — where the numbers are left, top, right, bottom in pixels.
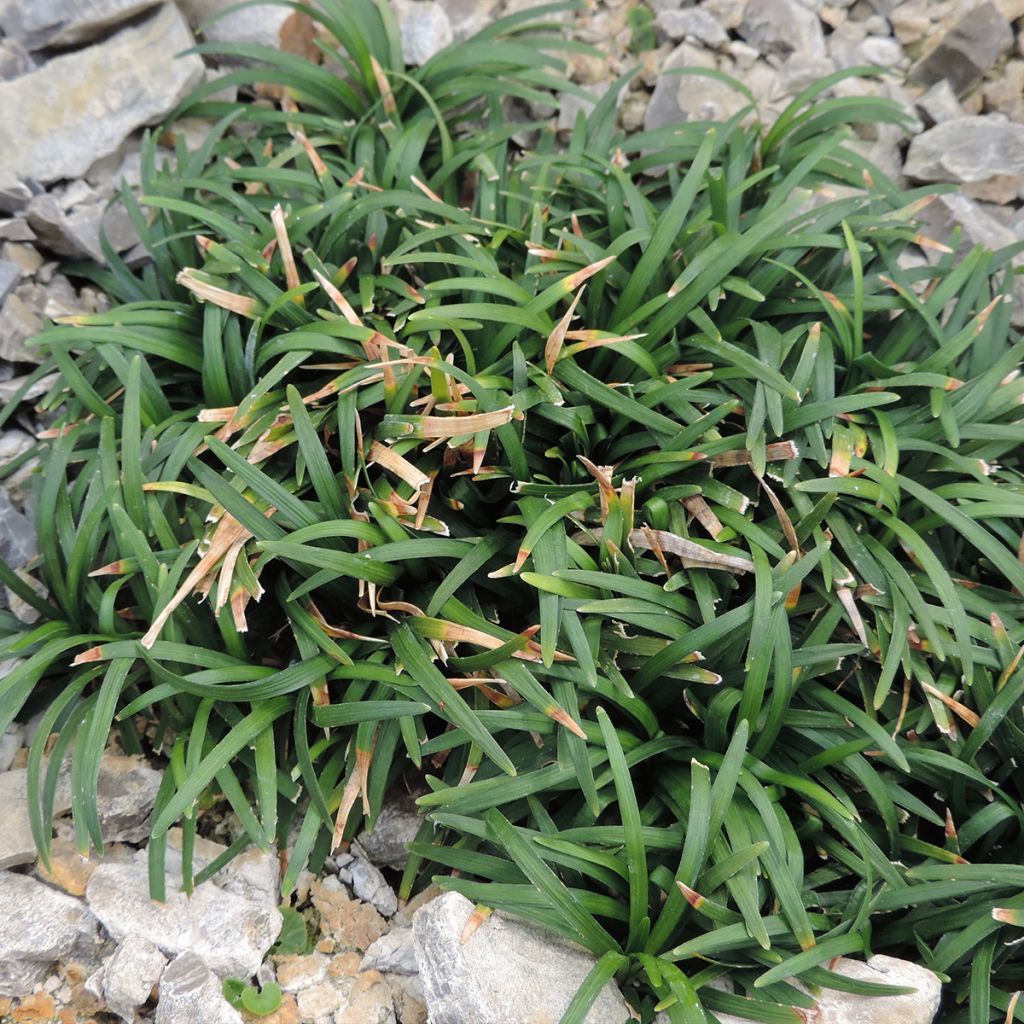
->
86, 862, 282, 979
0, 0, 162, 50
394, 0, 454, 65
0, 490, 34, 576
904, 116, 1024, 191
0, 871, 102, 996
916, 78, 965, 125
0, 174, 32, 215
155, 952, 243, 1024
0, 37, 36, 79
0, 722, 22, 772
349, 852, 399, 918
163, 828, 280, 905
910, 2, 1013, 95
656, 7, 728, 46
0, 5, 204, 185
25, 193, 138, 263
337, 970, 396, 1024
361, 929, 419, 976
357, 795, 422, 871
644, 44, 746, 130
437, 0, 497, 39
412, 891, 630, 1024
0, 259, 18, 304
311, 876, 389, 953
97, 935, 168, 1023
95, 752, 163, 843
0, 765, 67, 870
739, 0, 827, 59
709, 956, 941, 1024
179, 0, 291, 48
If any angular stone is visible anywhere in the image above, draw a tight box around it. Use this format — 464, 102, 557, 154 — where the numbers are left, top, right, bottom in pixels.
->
0, 489, 34, 573
310, 876, 388, 953
93, 752, 162, 843
179, 0, 293, 49
361, 929, 418, 977
0, 0, 163, 50
393, 0, 454, 66
85, 862, 282, 979
155, 952, 243, 1024
296, 979, 346, 1023
163, 828, 280, 905
910, 1, 1013, 95
644, 43, 746, 131
347, 853, 398, 918
655, 7, 728, 46
437, 0, 497, 39
0, 871, 102, 997
0, 293, 43, 364
0, 173, 31, 216
0, 37, 36, 80
412, 891, 630, 1024
739, 0, 827, 59
916, 78, 965, 125
904, 115, 1024, 185
357, 795, 422, 872
0, 5, 204, 185
710, 956, 940, 1024
0, 766, 68, 870
0, 259, 19, 305
336, 970, 396, 1024
25, 193, 138, 262
0, 722, 22, 772
100, 935, 167, 1022
275, 953, 329, 993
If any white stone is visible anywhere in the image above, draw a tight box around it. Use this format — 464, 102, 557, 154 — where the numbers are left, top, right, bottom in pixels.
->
412, 891, 629, 1024
155, 952, 243, 1024
0, 5, 204, 184
0, 0, 161, 49
393, 0, 454, 66
101, 935, 168, 1022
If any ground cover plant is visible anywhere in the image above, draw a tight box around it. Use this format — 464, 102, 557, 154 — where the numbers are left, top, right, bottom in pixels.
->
2, 1, 1024, 1020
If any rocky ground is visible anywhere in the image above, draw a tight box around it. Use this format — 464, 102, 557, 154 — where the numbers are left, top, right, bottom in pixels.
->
1, 0, 1022, 1021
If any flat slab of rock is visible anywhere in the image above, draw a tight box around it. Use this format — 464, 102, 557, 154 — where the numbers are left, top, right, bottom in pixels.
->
904, 115, 1024, 189
0, 4, 204, 184
95, 934, 168, 1023
412, 891, 629, 1024
0, 871, 102, 996
86, 861, 282, 979
155, 951, 243, 1024
0, 0, 162, 50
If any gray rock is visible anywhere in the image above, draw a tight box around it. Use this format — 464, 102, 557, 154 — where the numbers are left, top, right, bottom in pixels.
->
858, 35, 903, 65
179, 0, 292, 49
2, 240, 42, 277
655, 7, 729, 46
0, 173, 31, 215
0, 871, 102, 996
412, 891, 630, 1024
163, 828, 280, 905
155, 952, 243, 1024
910, 1, 1013, 95
0, 219, 35, 243
0, 489, 35, 571
0, 259, 19, 305
394, 0, 454, 65
920, 192, 1020, 255
357, 795, 422, 871
0, 293, 43, 364
99, 935, 168, 1022
96, 753, 163, 843
0, 370, 59, 405
739, 0, 827, 59
0, 5, 204, 185
350, 849, 399, 917
916, 78, 965, 125
86, 861, 282, 979
362, 928, 419, 976
0, 722, 22, 772
644, 43, 748, 131
437, 0, 497, 39
0, 37, 36, 80
0, 0, 162, 50
709, 956, 941, 1024
904, 115, 1024, 186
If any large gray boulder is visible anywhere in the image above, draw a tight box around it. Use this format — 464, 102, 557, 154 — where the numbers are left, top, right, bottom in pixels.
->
0, 5, 204, 184
904, 116, 1024, 191
412, 891, 630, 1024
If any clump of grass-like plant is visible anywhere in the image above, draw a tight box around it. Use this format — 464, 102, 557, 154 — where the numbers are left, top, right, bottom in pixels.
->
2, 2, 1024, 1021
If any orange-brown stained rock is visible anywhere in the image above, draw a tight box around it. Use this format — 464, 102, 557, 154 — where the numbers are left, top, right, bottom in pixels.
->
327, 952, 361, 979
335, 971, 394, 1024
242, 993, 301, 1024
310, 879, 388, 953
11, 992, 57, 1024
